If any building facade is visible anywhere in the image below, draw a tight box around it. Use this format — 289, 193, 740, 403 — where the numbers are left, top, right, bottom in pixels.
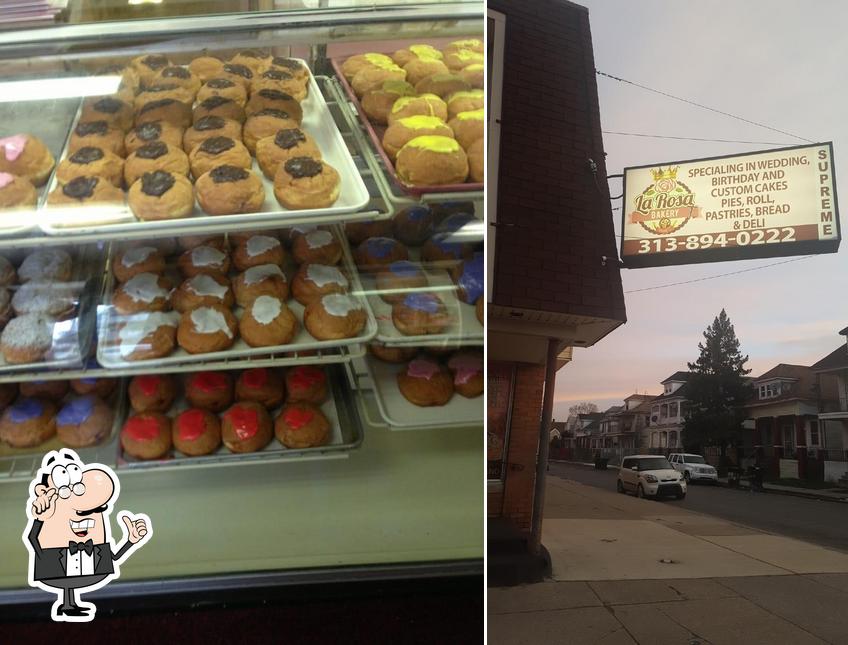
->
642, 372, 691, 452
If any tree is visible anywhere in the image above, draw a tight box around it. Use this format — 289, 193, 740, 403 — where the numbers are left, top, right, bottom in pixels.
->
683, 309, 753, 456
569, 402, 598, 416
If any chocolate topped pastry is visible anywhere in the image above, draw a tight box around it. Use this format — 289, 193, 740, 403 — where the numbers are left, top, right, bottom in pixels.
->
199, 137, 235, 155
194, 116, 225, 131
254, 108, 291, 120
210, 165, 249, 184
257, 88, 294, 102
141, 170, 175, 197
207, 78, 236, 89
141, 55, 168, 71
134, 122, 162, 142
93, 98, 123, 114
63, 176, 98, 199
136, 141, 168, 160
238, 49, 266, 59
271, 57, 300, 71
143, 84, 180, 94
223, 63, 252, 80
262, 69, 293, 81
161, 66, 190, 80
285, 157, 323, 179
140, 98, 179, 114
275, 129, 306, 149
69, 147, 104, 164
76, 121, 109, 137
199, 96, 232, 110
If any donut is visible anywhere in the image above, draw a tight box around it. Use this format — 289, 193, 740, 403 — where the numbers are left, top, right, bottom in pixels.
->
171, 274, 233, 313
235, 368, 285, 408
185, 371, 233, 412
382, 115, 454, 161
189, 55, 225, 83
0, 172, 37, 211
255, 128, 321, 180
195, 165, 265, 215
219, 62, 255, 89
1, 314, 54, 363
134, 85, 194, 111
361, 80, 416, 125
273, 157, 340, 210
387, 94, 448, 126
447, 349, 483, 398
128, 374, 177, 413
392, 44, 443, 67
396, 136, 468, 186
131, 54, 171, 87
285, 365, 327, 404
152, 66, 201, 96
0, 134, 55, 186
351, 62, 406, 98
245, 89, 302, 123
292, 230, 341, 266
268, 57, 309, 84
124, 142, 190, 187
354, 237, 409, 273
182, 116, 243, 154
443, 50, 484, 73
188, 136, 251, 179
177, 304, 238, 354
20, 379, 68, 399
341, 53, 394, 81
116, 311, 179, 361
239, 295, 298, 348
124, 121, 185, 155
127, 170, 195, 222
112, 246, 166, 283
232, 264, 288, 307
343, 220, 393, 246
375, 261, 428, 304
178, 244, 230, 279
197, 78, 248, 107
467, 138, 483, 182
414, 73, 471, 99
232, 235, 285, 271
290, 264, 348, 306
11, 281, 76, 317
121, 412, 172, 460
443, 39, 484, 56
56, 396, 114, 448
221, 401, 272, 453
451, 254, 483, 304
193, 96, 246, 124
402, 58, 449, 86
19, 249, 71, 283
274, 402, 330, 448
70, 376, 116, 399
69, 121, 126, 158
420, 232, 474, 266
56, 146, 124, 188
397, 357, 454, 406
303, 293, 367, 341
250, 68, 307, 102
173, 408, 222, 456
81, 97, 134, 132
0, 398, 57, 447
459, 64, 484, 89
135, 98, 192, 129
48, 175, 125, 207
446, 89, 484, 119
242, 109, 299, 155
393, 205, 434, 246
392, 292, 451, 336
448, 108, 484, 150
113, 273, 172, 315
368, 343, 417, 364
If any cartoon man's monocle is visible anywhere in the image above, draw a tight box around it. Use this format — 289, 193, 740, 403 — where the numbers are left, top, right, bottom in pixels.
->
22, 449, 152, 622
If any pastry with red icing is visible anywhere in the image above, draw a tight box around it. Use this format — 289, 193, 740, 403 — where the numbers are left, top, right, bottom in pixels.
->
120, 412, 171, 460
274, 402, 330, 448
57, 395, 114, 448
235, 368, 285, 409
184, 370, 233, 412
172, 407, 221, 456
128, 374, 177, 413
447, 349, 483, 398
285, 365, 328, 404
397, 356, 454, 406
221, 401, 272, 453
0, 398, 57, 448
0, 134, 55, 186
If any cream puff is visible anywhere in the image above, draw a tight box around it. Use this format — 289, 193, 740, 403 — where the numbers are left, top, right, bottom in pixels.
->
273, 157, 340, 210
195, 165, 265, 215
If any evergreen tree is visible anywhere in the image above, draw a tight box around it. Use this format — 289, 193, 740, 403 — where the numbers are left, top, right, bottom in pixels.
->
683, 309, 753, 455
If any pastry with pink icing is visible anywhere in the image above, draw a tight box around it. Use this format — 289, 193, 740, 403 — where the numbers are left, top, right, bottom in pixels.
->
0, 172, 36, 211
447, 349, 483, 398
232, 234, 285, 271
239, 294, 298, 347
112, 245, 166, 283
290, 263, 348, 306
178, 243, 231, 278
177, 303, 238, 354
396, 356, 454, 407
303, 293, 366, 340
0, 134, 55, 186
292, 229, 341, 266
232, 263, 288, 307
171, 273, 234, 312
113, 272, 172, 315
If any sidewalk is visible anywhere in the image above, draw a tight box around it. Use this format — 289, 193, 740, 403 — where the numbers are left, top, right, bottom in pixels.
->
489, 476, 848, 644
550, 459, 848, 503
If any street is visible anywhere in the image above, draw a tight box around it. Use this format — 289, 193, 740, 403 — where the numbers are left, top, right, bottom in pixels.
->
549, 461, 848, 553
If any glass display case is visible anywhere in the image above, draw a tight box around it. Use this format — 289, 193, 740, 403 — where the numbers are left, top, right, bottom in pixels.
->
0, 1, 483, 619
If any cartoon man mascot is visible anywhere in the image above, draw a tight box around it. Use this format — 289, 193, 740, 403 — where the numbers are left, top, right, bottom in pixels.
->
22, 449, 152, 622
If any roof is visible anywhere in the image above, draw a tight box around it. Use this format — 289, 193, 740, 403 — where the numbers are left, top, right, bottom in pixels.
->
604, 405, 623, 414
747, 364, 818, 406
624, 393, 654, 401
811, 344, 848, 373
578, 413, 604, 421
653, 382, 689, 402
551, 421, 567, 432
754, 363, 808, 383
661, 371, 691, 384
840, 326, 848, 336
631, 398, 657, 414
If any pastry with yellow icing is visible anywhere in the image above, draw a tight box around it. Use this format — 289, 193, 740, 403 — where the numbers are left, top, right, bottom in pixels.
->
392, 44, 443, 67
341, 53, 395, 81
382, 115, 454, 161
351, 61, 407, 98
395, 136, 468, 186
448, 109, 484, 150
446, 89, 484, 119
414, 73, 471, 99
443, 49, 484, 72
387, 94, 448, 125
361, 80, 416, 125
403, 57, 450, 86
459, 64, 484, 89
442, 39, 484, 56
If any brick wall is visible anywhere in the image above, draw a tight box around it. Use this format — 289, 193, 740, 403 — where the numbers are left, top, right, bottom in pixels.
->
500, 363, 546, 531
489, 0, 626, 322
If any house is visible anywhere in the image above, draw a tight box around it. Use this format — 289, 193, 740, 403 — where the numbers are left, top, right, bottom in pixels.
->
810, 327, 848, 482
573, 413, 604, 453
745, 364, 840, 480
642, 372, 691, 452
597, 395, 656, 461
486, 0, 627, 563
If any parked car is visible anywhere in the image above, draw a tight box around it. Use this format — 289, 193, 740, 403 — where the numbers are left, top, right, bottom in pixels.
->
617, 455, 686, 500
668, 453, 718, 484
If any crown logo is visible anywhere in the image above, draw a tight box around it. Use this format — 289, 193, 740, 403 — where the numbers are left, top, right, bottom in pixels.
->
650, 166, 679, 181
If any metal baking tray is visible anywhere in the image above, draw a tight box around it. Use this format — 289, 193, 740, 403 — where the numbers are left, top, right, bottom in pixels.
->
0, 379, 127, 483
329, 56, 483, 198
355, 353, 482, 430
96, 232, 378, 369
0, 244, 102, 374
0, 98, 80, 236
39, 61, 370, 234
116, 365, 363, 471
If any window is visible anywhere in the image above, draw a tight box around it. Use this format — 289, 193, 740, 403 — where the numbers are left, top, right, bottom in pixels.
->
782, 424, 796, 456
664, 384, 672, 394
809, 421, 820, 447
486, 9, 505, 303
759, 382, 782, 399
668, 402, 679, 419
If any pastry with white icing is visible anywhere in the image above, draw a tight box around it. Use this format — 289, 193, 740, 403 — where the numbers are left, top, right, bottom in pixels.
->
292, 229, 341, 266
116, 311, 179, 361
0, 314, 54, 364
303, 293, 366, 340
290, 263, 348, 306
232, 234, 285, 271
112, 245, 166, 283
232, 263, 288, 307
177, 243, 231, 278
171, 273, 234, 312
177, 303, 238, 354
113, 272, 172, 315
239, 295, 298, 347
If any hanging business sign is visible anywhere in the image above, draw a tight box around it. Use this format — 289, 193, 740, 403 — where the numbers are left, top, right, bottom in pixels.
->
620, 142, 840, 268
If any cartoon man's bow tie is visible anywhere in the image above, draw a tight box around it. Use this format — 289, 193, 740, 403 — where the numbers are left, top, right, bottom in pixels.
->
68, 539, 94, 555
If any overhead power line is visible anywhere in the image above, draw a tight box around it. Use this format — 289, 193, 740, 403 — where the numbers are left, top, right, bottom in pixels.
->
602, 130, 794, 146
624, 256, 815, 294
596, 70, 816, 144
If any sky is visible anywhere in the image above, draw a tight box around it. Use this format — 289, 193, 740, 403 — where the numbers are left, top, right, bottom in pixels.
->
553, 0, 848, 420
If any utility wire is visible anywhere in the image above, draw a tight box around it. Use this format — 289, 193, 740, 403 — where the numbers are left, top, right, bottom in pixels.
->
624, 256, 814, 294
596, 70, 816, 144
602, 130, 794, 146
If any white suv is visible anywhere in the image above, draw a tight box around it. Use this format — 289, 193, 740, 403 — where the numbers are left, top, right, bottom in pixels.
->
617, 455, 686, 500
669, 453, 718, 484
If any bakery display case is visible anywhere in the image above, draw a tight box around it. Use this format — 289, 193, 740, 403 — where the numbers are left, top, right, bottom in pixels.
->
0, 1, 483, 617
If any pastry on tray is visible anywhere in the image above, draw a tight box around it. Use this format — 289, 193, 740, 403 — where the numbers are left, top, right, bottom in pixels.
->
121, 412, 172, 460
173, 407, 221, 456
0, 134, 55, 186
397, 356, 454, 407
274, 402, 330, 449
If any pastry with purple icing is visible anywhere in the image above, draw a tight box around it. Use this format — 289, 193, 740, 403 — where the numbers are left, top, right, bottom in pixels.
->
396, 356, 454, 407
420, 232, 474, 267
392, 292, 450, 336
353, 237, 409, 273
450, 253, 483, 304
375, 261, 428, 304
56, 395, 115, 448
393, 205, 434, 246
0, 398, 57, 447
